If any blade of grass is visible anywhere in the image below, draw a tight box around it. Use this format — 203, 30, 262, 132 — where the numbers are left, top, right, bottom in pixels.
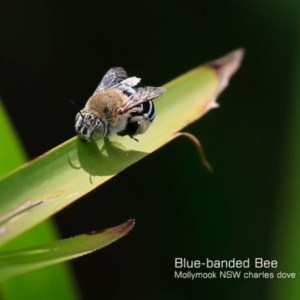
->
0, 49, 244, 248
0, 219, 134, 281
0, 101, 79, 299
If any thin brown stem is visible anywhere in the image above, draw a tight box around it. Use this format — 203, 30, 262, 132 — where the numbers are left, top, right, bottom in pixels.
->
174, 132, 213, 172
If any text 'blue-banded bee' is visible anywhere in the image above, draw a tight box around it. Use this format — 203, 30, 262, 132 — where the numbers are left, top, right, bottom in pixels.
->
74, 67, 166, 142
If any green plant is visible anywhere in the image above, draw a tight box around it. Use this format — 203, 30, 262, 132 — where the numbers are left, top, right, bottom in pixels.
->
0, 49, 244, 298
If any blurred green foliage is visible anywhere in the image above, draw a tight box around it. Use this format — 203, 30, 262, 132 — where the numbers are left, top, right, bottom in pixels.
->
0, 101, 79, 300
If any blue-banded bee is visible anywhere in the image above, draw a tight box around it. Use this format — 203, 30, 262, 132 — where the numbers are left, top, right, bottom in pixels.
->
75, 67, 166, 141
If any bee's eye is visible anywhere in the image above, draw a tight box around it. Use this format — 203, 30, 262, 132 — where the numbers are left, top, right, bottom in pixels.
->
90, 119, 107, 141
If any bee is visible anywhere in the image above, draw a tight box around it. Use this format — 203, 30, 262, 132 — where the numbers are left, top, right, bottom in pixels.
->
75, 67, 166, 142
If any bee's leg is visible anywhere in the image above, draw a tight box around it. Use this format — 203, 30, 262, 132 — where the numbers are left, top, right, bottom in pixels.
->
129, 136, 139, 142
129, 114, 151, 135
117, 114, 150, 141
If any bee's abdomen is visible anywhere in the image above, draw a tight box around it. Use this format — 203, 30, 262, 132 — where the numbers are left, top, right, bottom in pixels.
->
132, 100, 155, 121
142, 100, 155, 121
117, 100, 155, 138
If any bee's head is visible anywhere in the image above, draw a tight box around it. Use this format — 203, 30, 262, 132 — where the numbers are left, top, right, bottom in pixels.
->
75, 109, 107, 141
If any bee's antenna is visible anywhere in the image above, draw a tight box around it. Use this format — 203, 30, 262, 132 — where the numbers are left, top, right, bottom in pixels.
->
69, 99, 84, 119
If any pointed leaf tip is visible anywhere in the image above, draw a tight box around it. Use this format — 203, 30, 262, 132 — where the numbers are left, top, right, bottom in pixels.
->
202, 48, 245, 114
207, 48, 245, 93
86, 219, 135, 237
114, 218, 135, 228
112, 218, 135, 237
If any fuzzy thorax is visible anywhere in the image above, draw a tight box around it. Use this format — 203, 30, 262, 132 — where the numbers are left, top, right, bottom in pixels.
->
85, 89, 129, 129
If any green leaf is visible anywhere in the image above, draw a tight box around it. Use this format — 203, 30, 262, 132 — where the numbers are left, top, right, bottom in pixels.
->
0, 49, 244, 249
0, 219, 134, 281
0, 101, 79, 299
0, 101, 27, 172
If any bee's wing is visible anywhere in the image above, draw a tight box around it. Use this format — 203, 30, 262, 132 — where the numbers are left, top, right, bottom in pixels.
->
94, 67, 128, 93
112, 76, 141, 95
119, 86, 166, 113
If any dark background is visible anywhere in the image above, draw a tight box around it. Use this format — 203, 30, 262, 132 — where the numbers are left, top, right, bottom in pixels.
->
0, 0, 298, 299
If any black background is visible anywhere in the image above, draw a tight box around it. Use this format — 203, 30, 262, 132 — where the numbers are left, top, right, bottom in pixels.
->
0, 0, 298, 299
